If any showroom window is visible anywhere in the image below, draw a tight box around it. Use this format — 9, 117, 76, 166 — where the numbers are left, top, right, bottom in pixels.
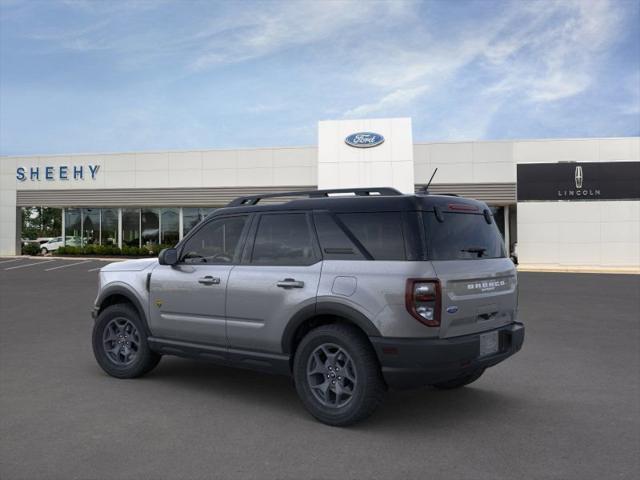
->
161, 208, 179, 245
183, 207, 216, 236
100, 209, 118, 246
82, 208, 100, 245
64, 208, 81, 246
141, 208, 160, 247
122, 208, 140, 247
61, 206, 229, 248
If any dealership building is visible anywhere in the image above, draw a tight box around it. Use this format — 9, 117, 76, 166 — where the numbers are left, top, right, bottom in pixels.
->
1, 118, 639, 271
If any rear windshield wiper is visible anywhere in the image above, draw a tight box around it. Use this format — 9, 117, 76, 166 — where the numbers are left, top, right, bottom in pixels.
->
460, 247, 487, 258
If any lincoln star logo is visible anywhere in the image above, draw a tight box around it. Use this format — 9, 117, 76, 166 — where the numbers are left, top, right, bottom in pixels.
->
575, 166, 583, 189
345, 132, 385, 148
558, 164, 600, 198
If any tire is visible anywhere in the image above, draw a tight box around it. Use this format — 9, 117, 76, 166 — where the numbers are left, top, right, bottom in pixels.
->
92, 303, 161, 379
293, 324, 385, 426
40, 248, 48, 255
431, 368, 485, 390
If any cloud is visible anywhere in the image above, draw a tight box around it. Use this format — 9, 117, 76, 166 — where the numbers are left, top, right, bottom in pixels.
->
482, 0, 622, 103
342, 0, 625, 131
188, 1, 413, 71
344, 85, 429, 117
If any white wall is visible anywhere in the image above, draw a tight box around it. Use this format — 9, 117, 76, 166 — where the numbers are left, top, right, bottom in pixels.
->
9, 146, 317, 191
517, 201, 640, 267
318, 118, 414, 193
0, 158, 18, 256
413, 141, 515, 184
0, 147, 318, 255
515, 137, 640, 270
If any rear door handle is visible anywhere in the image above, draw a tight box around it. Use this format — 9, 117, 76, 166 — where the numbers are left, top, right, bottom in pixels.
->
198, 276, 220, 285
276, 278, 305, 289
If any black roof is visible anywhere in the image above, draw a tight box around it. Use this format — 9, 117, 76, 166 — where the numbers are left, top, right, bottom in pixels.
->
211, 187, 489, 216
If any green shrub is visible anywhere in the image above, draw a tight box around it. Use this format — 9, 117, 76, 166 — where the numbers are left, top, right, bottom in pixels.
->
22, 243, 41, 256
54, 243, 170, 257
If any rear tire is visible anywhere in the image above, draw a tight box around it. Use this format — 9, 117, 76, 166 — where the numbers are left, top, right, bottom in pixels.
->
293, 324, 385, 426
92, 303, 160, 379
431, 368, 485, 390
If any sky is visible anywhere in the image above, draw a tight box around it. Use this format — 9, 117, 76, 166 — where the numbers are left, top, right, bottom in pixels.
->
0, 0, 639, 155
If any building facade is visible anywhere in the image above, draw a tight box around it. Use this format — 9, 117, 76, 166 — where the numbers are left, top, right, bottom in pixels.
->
1, 118, 638, 270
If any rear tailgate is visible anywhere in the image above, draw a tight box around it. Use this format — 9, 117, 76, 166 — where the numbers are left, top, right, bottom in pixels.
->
432, 258, 517, 338
422, 204, 518, 339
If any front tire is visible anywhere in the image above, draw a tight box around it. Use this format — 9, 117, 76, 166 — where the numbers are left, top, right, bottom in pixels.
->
293, 324, 385, 426
40, 248, 48, 255
92, 303, 160, 379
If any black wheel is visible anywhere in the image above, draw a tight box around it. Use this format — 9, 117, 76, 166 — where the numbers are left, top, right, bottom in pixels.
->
431, 368, 485, 390
92, 303, 161, 379
40, 248, 48, 255
293, 324, 385, 426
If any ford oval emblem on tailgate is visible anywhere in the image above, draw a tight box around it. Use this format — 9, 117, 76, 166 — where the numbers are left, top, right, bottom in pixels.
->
446, 306, 459, 314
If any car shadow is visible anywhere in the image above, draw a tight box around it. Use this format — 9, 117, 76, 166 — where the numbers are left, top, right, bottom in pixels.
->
105, 356, 525, 429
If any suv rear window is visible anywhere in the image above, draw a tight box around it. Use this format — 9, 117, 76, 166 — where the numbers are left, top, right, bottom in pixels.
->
423, 212, 505, 260
337, 212, 405, 260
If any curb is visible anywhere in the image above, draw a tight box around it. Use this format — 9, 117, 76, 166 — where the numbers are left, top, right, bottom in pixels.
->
0, 255, 127, 262
517, 265, 640, 275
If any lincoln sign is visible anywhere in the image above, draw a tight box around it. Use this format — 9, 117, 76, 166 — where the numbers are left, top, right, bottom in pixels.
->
517, 161, 640, 201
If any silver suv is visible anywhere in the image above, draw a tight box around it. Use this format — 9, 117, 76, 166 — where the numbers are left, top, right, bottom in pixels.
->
91, 188, 524, 426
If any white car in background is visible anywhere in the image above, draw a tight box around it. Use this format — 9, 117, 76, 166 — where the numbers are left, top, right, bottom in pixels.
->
40, 236, 81, 254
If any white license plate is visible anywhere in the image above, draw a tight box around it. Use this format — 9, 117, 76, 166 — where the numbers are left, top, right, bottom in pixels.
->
479, 331, 499, 357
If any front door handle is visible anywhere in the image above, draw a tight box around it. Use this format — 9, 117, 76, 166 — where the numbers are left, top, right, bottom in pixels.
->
276, 278, 305, 289
198, 276, 220, 285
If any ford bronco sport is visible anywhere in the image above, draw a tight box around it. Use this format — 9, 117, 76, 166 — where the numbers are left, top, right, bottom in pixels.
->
91, 187, 524, 426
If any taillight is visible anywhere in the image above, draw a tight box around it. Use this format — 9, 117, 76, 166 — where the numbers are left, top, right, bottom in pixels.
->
405, 279, 441, 327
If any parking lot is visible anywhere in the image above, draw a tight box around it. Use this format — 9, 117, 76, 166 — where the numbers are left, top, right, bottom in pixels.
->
0, 259, 638, 480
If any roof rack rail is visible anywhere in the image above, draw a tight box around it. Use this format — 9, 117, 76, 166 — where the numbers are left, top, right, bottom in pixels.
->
226, 187, 402, 207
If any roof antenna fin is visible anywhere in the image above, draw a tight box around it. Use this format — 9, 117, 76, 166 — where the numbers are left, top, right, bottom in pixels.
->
422, 168, 438, 194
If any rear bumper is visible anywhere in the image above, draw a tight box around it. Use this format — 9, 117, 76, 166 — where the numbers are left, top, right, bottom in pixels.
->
370, 322, 524, 390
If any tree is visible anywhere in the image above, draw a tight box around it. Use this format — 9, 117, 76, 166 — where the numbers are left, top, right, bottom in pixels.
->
21, 207, 62, 239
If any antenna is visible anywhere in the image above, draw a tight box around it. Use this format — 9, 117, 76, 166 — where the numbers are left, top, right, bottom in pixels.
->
423, 168, 438, 193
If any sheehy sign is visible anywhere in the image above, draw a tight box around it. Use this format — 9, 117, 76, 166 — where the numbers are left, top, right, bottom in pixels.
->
16, 164, 100, 182
517, 161, 640, 201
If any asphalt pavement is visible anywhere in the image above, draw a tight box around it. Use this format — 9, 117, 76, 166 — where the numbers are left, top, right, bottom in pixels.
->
0, 259, 638, 479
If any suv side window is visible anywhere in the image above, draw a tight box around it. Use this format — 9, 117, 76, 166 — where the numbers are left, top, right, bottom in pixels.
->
313, 212, 365, 260
251, 213, 318, 266
180, 215, 248, 264
337, 212, 406, 260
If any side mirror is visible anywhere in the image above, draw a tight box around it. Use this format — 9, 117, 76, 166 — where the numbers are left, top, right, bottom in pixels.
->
158, 248, 178, 266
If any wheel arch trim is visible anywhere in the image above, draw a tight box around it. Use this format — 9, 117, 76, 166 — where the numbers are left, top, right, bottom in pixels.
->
281, 301, 381, 354
95, 283, 151, 335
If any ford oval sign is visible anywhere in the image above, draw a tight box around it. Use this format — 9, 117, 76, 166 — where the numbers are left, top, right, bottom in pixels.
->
345, 132, 385, 148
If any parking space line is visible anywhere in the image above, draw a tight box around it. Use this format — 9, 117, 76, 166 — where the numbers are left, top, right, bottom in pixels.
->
0, 258, 25, 265
87, 267, 103, 272
5, 260, 56, 270
44, 260, 92, 271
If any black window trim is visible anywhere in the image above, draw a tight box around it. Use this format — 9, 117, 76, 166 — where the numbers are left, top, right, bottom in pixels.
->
243, 211, 322, 267
176, 213, 252, 266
